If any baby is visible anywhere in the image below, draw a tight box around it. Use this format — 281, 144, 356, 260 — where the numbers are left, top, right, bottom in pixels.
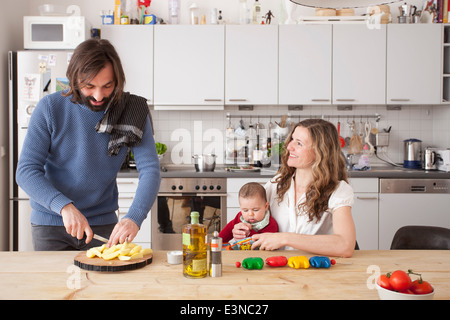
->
219, 182, 278, 244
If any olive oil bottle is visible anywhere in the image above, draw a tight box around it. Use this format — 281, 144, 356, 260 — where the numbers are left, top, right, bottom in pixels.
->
182, 211, 207, 278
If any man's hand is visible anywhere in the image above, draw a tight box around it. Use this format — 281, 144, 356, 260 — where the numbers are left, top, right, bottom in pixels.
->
61, 203, 93, 244
108, 218, 139, 247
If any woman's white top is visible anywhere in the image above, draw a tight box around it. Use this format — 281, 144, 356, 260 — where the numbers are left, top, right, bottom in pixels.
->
264, 176, 354, 243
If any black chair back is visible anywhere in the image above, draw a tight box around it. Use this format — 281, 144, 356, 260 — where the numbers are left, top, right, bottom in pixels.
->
390, 226, 450, 250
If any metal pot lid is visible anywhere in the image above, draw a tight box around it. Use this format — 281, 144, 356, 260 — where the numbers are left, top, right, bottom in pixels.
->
192, 154, 216, 158
403, 138, 422, 142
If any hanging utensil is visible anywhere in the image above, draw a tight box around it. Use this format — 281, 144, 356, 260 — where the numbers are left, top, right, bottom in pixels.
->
364, 120, 375, 155
349, 120, 363, 154
235, 118, 246, 137
337, 120, 345, 148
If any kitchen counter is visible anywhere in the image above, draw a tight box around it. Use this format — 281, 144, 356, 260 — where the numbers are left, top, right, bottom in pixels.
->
0, 250, 448, 301
119, 165, 450, 179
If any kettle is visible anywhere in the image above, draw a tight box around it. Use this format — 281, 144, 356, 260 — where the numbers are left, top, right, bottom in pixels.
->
403, 139, 422, 169
424, 148, 437, 170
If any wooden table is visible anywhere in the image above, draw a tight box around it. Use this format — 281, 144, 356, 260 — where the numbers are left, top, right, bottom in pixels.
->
0, 250, 449, 300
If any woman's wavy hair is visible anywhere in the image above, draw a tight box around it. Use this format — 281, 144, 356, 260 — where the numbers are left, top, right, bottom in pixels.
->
63, 38, 125, 105
274, 118, 348, 221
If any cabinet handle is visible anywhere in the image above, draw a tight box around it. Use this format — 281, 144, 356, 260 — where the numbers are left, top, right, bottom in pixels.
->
204, 99, 222, 102
228, 99, 247, 102
311, 99, 330, 102
356, 196, 378, 200
336, 99, 355, 102
390, 99, 410, 102
119, 196, 134, 199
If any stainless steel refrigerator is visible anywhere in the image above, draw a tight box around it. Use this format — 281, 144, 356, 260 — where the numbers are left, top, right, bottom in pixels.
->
9, 50, 72, 251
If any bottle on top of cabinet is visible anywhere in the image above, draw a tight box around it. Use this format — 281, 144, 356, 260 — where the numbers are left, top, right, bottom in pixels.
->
253, 0, 261, 24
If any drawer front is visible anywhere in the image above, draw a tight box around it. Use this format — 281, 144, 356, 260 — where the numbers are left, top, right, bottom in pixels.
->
227, 178, 269, 192
349, 178, 378, 193
117, 178, 139, 193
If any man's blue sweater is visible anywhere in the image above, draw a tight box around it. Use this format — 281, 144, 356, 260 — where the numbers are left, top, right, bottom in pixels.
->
16, 91, 160, 228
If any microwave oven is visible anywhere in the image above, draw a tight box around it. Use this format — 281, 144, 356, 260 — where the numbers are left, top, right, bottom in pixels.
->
24, 16, 90, 49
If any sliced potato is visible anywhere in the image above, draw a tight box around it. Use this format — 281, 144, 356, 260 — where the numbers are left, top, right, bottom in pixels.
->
129, 245, 142, 256
102, 250, 121, 260
140, 248, 153, 256
86, 241, 151, 262
130, 252, 143, 260
86, 248, 102, 258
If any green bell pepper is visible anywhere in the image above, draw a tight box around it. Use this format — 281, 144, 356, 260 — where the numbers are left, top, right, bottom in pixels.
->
242, 257, 264, 270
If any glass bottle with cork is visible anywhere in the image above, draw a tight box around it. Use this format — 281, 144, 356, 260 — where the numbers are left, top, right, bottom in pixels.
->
182, 211, 207, 278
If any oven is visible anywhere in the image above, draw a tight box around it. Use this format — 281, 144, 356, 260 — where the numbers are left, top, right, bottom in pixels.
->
151, 177, 227, 250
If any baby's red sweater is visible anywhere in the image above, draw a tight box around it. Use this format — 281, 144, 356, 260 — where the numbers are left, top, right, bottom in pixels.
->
219, 211, 279, 243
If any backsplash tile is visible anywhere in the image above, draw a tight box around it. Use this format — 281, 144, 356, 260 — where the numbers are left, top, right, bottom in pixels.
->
151, 105, 450, 166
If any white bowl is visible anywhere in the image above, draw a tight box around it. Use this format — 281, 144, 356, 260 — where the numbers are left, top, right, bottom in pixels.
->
376, 284, 435, 300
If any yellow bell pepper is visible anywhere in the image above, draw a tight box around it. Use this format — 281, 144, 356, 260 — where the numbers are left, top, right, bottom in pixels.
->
288, 256, 310, 269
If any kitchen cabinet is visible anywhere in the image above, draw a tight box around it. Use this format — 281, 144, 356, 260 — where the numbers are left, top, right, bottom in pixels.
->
117, 178, 151, 247
442, 25, 450, 103
101, 25, 153, 103
279, 25, 332, 105
348, 178, 379, 250
225, 25, 278, 105
386, 24, 441, 105
153, 25, 224, 109
333, 25, 386, 105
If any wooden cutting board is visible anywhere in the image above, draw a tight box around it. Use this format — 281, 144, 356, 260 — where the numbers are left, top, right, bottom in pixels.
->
74, 252, 153, 272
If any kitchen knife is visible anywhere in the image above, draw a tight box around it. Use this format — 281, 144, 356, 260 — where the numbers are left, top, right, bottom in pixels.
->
93, 234, 109, 243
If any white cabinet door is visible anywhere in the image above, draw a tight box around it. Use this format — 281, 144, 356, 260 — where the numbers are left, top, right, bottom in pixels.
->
154, 25, 224, 106
117, 178, 151, 246
279, 25, 332, 105
101, 25, 153, 102
225, 25, 278, 105
386, 24, 441, 104
333, 25, 386, 105
349, 178, 379, 250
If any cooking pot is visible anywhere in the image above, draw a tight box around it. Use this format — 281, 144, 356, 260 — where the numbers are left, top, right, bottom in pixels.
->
192, 154, 216, 172
403, 138, 422, 169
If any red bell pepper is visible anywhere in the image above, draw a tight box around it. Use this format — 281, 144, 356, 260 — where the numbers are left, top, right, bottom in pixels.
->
265, 256, 288, 267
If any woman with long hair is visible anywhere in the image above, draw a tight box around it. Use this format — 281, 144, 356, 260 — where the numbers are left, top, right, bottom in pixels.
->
234, 119, 356, 257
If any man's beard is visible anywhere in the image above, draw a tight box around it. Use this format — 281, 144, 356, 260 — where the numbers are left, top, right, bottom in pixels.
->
80, 93, 113, 112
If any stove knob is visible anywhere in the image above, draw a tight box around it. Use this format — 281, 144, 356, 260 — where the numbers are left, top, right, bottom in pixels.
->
209, 185, 214, 190
202, 185, 207, 191
178, 185, 183, 190
171, 185, 176, 190
195, 185, 200, 190
216, 185, 221, 190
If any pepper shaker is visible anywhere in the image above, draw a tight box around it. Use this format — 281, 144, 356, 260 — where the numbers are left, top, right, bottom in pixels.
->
209, 231, 222, 277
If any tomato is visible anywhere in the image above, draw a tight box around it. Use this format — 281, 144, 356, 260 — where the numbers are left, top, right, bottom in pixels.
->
399, 289, 414, 294
389, 270, 412, 291
411, 279, 434, 295
377, 274, 393, 290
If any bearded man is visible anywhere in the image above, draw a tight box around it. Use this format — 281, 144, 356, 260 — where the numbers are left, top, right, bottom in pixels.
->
16, 39, 160, 250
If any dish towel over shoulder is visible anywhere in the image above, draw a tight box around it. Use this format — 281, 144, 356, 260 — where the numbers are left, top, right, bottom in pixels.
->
95, 92, 150, 156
